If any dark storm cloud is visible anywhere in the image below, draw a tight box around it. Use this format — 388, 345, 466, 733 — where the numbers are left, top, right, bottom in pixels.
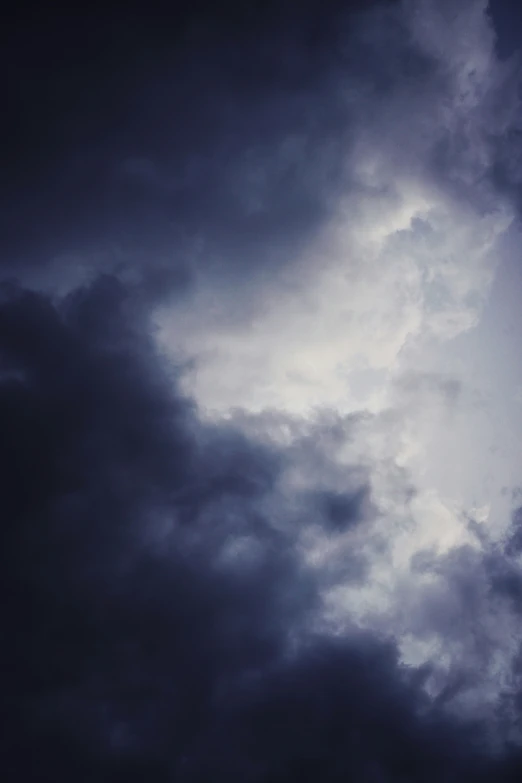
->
0, 277, 521, 781
2, 3, 334, 270
3, 2, 522, 780
3, 0, 517, 302
480, 1, 522, 216
2, 0, 432, 295
488, 0, 522, 59
0, 277, 308, 776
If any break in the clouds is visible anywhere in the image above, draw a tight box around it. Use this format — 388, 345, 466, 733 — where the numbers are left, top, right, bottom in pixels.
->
2, 0, 522, 780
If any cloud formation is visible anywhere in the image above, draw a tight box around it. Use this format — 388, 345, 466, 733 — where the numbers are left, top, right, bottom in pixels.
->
3, 0, 522, 780
2, 277, 522, 780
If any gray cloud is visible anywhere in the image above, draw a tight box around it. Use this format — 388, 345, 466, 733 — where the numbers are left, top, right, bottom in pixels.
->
0, 276, 521, 779
3, 1, 522, 780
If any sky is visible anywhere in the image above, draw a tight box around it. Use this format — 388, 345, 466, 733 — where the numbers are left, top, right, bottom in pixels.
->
2, 1, 522, 780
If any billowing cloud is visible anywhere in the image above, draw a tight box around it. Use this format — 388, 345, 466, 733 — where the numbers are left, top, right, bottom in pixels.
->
1, 278, 522, 780
3, 0, 522, 780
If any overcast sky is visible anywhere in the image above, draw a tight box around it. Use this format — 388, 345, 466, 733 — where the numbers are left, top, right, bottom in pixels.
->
3, 1, 522, 780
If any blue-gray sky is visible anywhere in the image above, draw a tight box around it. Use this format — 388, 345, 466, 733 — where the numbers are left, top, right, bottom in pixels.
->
2, 1, 522, 780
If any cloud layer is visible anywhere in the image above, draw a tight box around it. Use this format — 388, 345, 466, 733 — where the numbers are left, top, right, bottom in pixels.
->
3, 1, 522, 780
2, 277, 522, 780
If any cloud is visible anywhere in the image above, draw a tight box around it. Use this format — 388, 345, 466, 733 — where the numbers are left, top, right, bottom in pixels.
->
4, 0, 522, 780
155, 0, 515, 418
1, 277, 522, 780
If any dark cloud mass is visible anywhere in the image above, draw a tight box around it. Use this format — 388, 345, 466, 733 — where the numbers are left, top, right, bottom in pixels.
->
1, 0, 420, 288
2, 1, 522, 780
1, 276, 521, 782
